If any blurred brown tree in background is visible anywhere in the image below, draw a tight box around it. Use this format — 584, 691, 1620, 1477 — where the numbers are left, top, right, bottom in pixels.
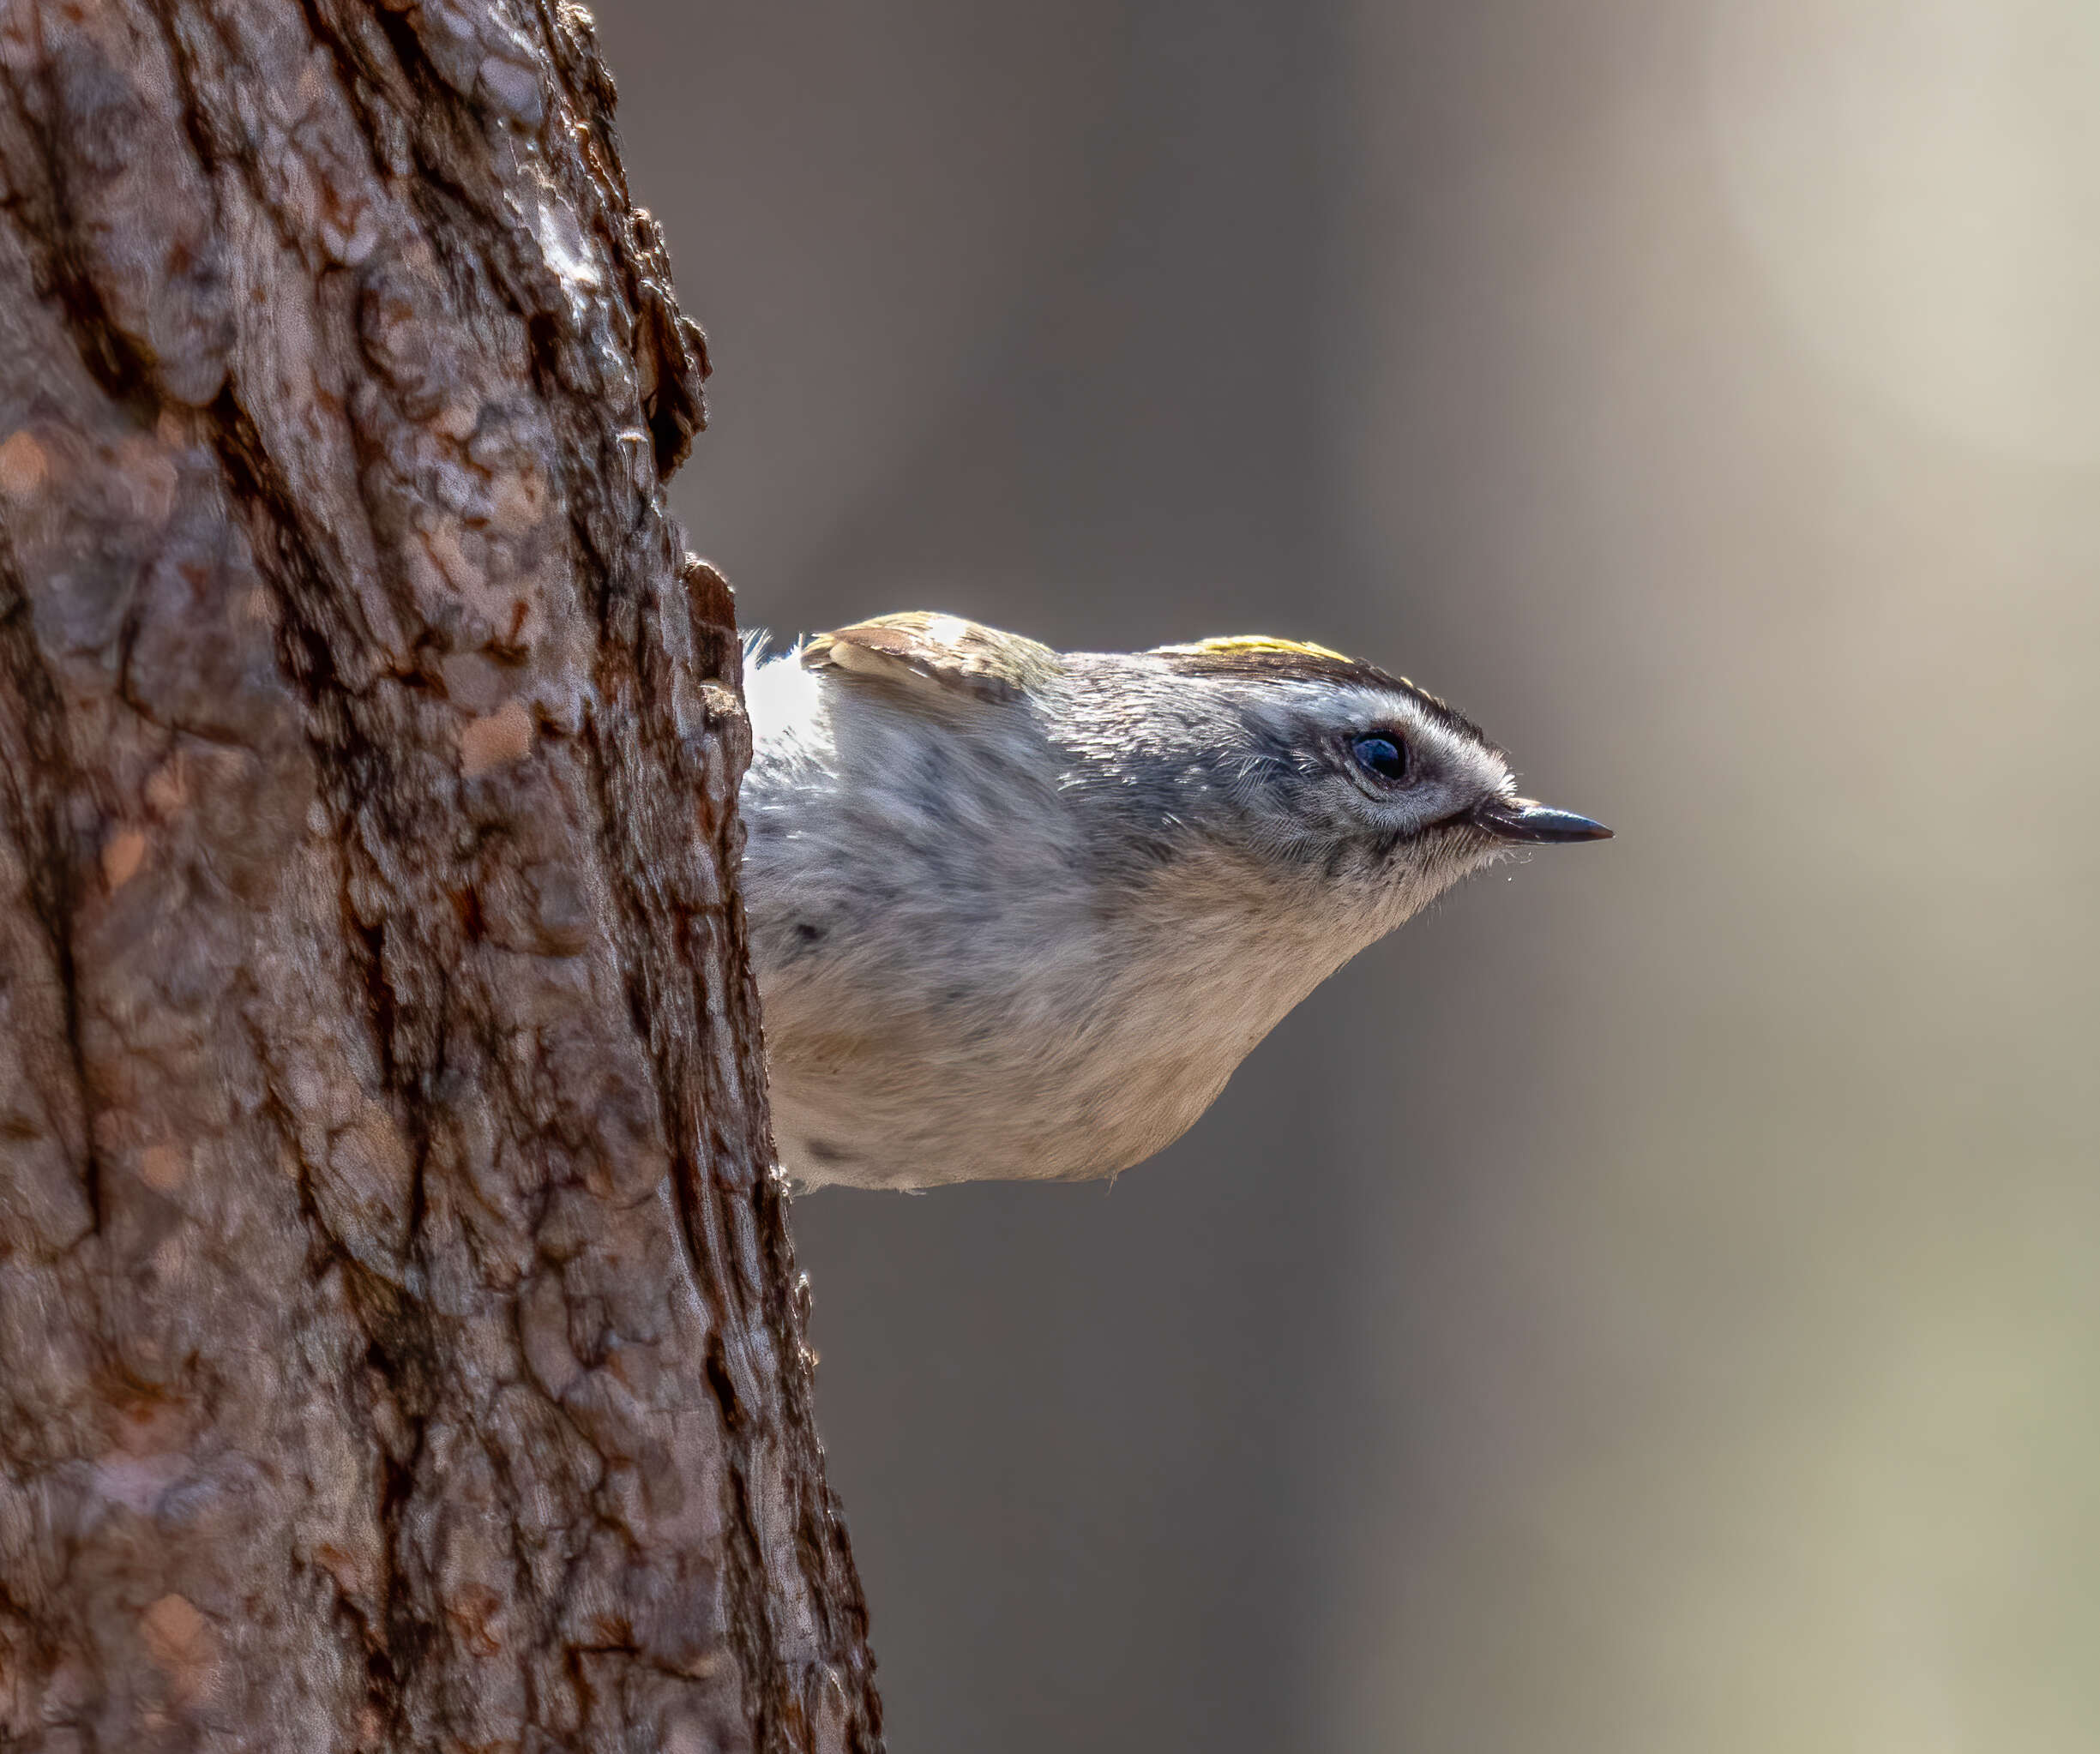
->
0, 0, 877, 1746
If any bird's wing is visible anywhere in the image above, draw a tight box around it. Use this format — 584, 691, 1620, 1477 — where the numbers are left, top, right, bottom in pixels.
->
802, 612, 1062, 705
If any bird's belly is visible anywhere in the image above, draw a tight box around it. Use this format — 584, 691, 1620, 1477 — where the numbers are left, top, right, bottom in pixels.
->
759, 974, 1275, 1190
767, 1048, 1232, 1190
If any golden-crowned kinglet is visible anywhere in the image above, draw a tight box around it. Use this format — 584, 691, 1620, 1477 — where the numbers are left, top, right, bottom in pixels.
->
740, 613, 1610, 1191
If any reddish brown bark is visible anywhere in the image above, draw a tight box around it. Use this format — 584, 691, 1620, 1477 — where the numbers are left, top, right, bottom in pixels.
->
0, 0, 879, 1746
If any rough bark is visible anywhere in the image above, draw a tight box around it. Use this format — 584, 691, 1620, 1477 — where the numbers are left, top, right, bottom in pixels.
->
0, 0, 880, 1746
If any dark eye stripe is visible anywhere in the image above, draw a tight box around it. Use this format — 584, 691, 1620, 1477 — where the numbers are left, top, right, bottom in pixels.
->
1351, 732, 1409, 784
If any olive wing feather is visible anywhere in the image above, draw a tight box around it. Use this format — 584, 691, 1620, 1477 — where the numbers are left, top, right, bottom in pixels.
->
802, 612, 1062, 704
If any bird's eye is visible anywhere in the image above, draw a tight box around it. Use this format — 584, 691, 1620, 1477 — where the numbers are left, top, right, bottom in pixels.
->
1350, 732, 1409, 784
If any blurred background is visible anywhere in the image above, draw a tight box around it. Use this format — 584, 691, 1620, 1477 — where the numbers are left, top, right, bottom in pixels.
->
589, 2, 2100, 1749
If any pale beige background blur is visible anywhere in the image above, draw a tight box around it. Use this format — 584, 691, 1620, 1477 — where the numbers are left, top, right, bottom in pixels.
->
590, 2, 2100, 1749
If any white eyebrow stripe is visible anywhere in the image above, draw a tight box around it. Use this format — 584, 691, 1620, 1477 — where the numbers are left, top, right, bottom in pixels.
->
1243, 680, 1510, 790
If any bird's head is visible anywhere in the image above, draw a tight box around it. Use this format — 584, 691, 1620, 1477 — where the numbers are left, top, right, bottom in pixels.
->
1048, 634, 1610, 946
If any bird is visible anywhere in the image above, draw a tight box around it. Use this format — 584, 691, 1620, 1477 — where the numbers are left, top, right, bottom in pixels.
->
737, 611, 1610, 1191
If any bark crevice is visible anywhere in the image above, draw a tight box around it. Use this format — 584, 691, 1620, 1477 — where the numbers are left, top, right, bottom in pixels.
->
0, 562, 102, 1236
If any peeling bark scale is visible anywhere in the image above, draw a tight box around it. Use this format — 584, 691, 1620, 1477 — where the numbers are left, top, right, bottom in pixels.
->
0, 0, 881, 1747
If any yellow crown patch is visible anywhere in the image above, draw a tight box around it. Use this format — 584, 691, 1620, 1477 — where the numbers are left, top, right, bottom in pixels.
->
1152, 635, 1357, 664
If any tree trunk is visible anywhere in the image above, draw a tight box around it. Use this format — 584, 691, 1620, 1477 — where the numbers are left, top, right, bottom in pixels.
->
0, 0, 880, 1746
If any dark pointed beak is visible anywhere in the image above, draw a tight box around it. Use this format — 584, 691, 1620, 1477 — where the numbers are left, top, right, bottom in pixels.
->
1471, 796, 1614, 844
